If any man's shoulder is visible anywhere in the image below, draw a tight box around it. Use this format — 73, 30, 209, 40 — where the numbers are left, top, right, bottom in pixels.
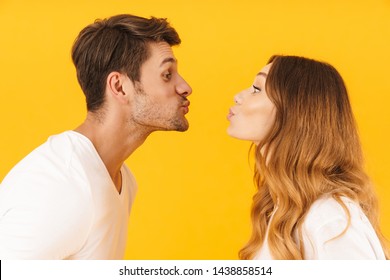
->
0, 131, 96, 195
41, 130, 91, 164
8, 131, 77, 169
5, 131, 94, 176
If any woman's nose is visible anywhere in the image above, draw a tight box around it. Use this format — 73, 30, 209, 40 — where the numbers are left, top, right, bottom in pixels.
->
234, 91, 243, 104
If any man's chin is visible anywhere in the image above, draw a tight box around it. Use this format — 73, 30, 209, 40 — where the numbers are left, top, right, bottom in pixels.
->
172, 122, 189, 132
150, 123, 189, 133
170, 117, 189, 132
176, 126, 189, 132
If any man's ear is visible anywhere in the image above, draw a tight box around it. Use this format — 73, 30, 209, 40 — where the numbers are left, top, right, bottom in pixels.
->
106, 72, 132, 104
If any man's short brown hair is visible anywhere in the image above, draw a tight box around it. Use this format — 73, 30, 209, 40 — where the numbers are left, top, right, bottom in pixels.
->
71, 14, 181, 112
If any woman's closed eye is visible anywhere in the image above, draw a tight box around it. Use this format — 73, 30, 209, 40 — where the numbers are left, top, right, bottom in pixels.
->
252, 85, 261, 94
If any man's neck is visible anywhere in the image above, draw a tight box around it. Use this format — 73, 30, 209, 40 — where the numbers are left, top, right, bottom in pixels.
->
74, 112, 149, 193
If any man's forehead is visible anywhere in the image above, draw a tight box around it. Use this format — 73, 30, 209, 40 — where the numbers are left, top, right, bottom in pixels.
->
148, 41, 176, 66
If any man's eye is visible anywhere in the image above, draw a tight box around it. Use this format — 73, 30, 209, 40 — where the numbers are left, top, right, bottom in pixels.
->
252, 85, 261, 93
163, 72, 172, 80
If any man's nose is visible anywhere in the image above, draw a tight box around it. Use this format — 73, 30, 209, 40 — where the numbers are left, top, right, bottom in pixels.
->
176, 75, 192, 97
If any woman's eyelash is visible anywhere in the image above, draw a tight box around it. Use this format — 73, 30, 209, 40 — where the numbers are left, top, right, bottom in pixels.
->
253, 85, 261, 93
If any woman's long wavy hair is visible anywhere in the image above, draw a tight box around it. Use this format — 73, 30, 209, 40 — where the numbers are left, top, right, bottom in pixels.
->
239, 55, 389, 259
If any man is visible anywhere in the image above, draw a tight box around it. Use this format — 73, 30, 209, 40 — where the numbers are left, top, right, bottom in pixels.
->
0, 14, 192, 259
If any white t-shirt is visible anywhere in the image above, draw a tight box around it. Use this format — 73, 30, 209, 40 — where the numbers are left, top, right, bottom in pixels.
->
0, 131, 137, 259
254, 196, 386, 259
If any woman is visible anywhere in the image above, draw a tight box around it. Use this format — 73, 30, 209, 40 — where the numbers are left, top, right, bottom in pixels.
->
227, 55, 389, 259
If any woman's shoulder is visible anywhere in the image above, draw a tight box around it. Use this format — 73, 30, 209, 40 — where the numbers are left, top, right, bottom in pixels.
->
303, 195, 364, 236
301, 195, 385, 259
306, 195, 361, 217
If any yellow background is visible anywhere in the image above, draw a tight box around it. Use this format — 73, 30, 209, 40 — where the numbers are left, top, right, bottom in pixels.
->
0, 0, 389, 259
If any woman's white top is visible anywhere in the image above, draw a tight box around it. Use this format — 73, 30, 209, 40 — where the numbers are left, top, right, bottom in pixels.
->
254, 196, 386, 259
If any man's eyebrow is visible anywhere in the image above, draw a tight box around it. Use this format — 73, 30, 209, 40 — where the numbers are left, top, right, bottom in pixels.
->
160, 57, 177, 67
256, 72, 267, 77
